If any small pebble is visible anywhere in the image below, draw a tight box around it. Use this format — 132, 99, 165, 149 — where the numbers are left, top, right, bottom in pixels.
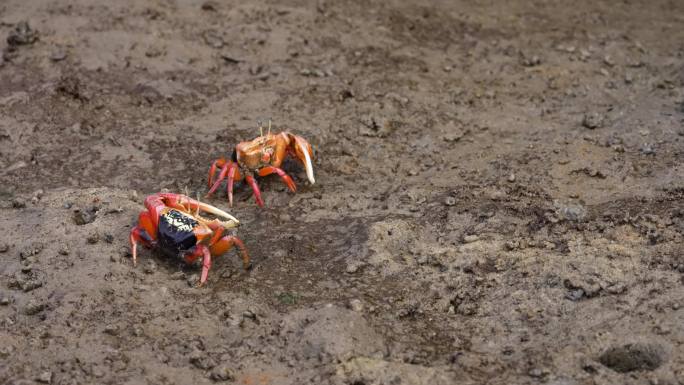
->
37, 371, 52, 384
582, 112, 604, 129
640, 143, 655, 155
0, 296, 10, 306
24, 299, 46, 315
211, 366, 235, 381
463, 235, 479, 243
0, 244, 9, 253
507, 173, 516, 182
104, 324, 119, 335
50, 49, 66, 62
444, 196, 456, 206
86, 233, 99, 244
144, 261, 157, 274
349, 299, 364, 312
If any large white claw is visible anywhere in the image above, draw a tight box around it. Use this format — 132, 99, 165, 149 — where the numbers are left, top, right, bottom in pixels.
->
198, 202, 240, 228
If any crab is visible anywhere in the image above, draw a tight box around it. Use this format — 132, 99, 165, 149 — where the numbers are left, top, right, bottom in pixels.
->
207, 120, 315, 207
129, 193, 250, 286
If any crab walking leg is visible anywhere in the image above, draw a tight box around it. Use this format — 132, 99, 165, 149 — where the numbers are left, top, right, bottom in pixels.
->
129, 227, 148, 266
199, 245, 212, 286
207, 161, 231, 196
226, 162, 237, 207
245, 175, 264, 207
258, 166, 296, 192
210, 235, 251, 270
208, 158, 227, 188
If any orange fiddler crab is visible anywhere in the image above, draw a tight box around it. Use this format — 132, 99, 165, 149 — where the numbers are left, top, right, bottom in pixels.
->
129, 193, 250, 286
207, 119, 315, 207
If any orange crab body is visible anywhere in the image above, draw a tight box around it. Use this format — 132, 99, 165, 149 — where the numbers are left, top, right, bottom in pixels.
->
207, 127, 315, 207
129, 193, 250, 286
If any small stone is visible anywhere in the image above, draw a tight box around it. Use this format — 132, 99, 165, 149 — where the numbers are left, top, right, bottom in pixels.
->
132, 325, 144, 336
521, 55, 541, 67
144, 261, 157, 274
640, 143, 655, 155
349, 299, 364, 312
73, 209, 96, 225
0, 244, 9, 253
37, 371, 52, 384
603, 55, 615, 67
103, 234, 114, 244
50, 49, 67, 62
0, 296, 10, 305
24, 299, 46, 315
565, 289, 585, 301
104, 324, 119, 335
582, 112, 604, 129
86, 233, 99, 244
110, 254, 120, 263
507, 173, 516, 182
58, 245, 69, 255
21, 279, 43, 292
345, 261, 364, 274
528, 368, 544, 378
201, 1, 218, 11
12, 198, 26, 208
444, 196, 456, 206
202, 30, 224, 48
7, 21, 38, 48
463, 235, 479, 243
557, 204, 586, 222
187, 274, 200, 287
170, 271, 186, 280
190, 350, 217, 370
210, 366, 235, 382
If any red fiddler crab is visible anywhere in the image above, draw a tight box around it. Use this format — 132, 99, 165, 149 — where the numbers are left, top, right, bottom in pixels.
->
207, 120, 315, 207
129, 193, 250, 286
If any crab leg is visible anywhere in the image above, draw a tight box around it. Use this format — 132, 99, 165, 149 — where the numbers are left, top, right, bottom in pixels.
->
245, 175, 264, 207
199, 245, 212, 286
208, 158, 227, 188
129, 228, 145, 266
207, 161, 231, 196
226, 162, 237, 207
258, 166, 296, 192
210, 235, 251, 270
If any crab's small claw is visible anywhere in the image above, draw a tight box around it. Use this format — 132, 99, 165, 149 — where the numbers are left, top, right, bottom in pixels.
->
245, 175, 264, 207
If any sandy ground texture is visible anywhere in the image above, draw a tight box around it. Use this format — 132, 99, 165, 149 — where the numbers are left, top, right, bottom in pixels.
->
1, 0, 684, 384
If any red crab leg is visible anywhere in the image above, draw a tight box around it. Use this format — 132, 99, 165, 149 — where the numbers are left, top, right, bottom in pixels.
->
210, 235, 251, 270
258, 166, 296, 192
183, 244, 212, 286
208, 159, 225, 188
207, 162, 231, 196
199, 245, 212, 286
226, 162, 238, 207
245, 175, 264, 207
129, 227, 148, 266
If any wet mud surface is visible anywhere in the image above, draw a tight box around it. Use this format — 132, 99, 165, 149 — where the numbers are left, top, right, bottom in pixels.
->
1, 0, 684, 384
